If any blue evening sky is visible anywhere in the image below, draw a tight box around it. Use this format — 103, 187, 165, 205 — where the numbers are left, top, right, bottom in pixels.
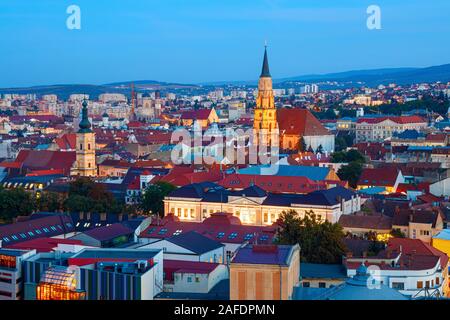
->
1, 0, 450, 87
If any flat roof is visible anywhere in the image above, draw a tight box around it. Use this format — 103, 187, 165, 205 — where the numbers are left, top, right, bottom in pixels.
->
72, 248, 161, 260
0, 248, 30, 257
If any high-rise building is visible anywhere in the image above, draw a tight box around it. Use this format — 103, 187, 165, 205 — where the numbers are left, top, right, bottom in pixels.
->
253, 46, 278, 148
73, 100, 96, 177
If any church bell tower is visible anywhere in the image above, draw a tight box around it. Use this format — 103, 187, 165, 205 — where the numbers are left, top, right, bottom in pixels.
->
74, 99, 96, 177
253, 46, 278, 148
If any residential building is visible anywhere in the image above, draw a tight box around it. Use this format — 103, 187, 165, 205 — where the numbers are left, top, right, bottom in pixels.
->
138, 231, 225, 263
162, 260, 228, 294
299, 263, 347, 289
356, 116, 428, 143
229, 244, 300, 300
344, 238, 449, 298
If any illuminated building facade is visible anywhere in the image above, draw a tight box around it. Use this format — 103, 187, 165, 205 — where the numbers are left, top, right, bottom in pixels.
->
0, 249, 36, 300
253, 46, 278, 149
36, 266, 85, 300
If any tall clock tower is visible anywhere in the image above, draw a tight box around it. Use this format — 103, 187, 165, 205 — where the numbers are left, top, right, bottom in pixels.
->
75, 99, 96, 176
253, 46, 278, 148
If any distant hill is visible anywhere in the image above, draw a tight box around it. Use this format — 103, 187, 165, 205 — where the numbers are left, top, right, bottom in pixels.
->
279, 64, 450, 86
202, 64, 450, 87
2, 64, 450, 97
0, 81, 200, 100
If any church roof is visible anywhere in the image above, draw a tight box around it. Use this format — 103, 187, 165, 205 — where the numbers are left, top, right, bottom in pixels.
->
277, 108, 330, 136
78, 100, 93, 133
260, 46, 271, 77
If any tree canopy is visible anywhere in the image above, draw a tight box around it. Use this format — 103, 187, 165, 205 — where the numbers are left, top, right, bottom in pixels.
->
140, 181, 177, 217
276, 210, 347, 264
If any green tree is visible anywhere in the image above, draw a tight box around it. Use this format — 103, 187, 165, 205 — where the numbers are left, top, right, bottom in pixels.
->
276, 210, 347, 264
0, 188, 35, 223
337, 161, 363, 188
299, 137, 307, 152
335, 137, 348, 152
316, 144, 324, 154
140, 181, 177, 217
64, 177, 123, 213
36, 191, 64, 212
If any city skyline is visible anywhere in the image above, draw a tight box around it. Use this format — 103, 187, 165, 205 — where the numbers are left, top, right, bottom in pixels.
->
2, 0, 450, 87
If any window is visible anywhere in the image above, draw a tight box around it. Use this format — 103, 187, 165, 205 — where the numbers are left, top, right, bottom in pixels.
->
195, 277, 200, 283
228, 232, 238, 240
80, 143, 83, 150
43, 228, 49, 233
302, 282, 310, 288
177, 208, 181, 216
217, 232, 225, 239
259, 234, 269, 242
318, 282, 326, 288
392, 282, 404, 290
158, 228, 168, 235
263, 212, 268, 223
88, 143, 91, 150
173, 229, 182, 236
425, 281, 430, 288
35, 229, 42, 234
50, 226, 57, 231
417, 281, 423, 289
190, 209, 195, 218
187, 277, 192, 283
244, 233, 253, 241
436, 277, 440, 285
27, 231, 34, 236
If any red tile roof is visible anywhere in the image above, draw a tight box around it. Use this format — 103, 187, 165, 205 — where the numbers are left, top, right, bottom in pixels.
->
356, 115, 426, 124
54, 133, 76, 150
358, 168, 400, 187
5, 237, 83, 253
164, 260, 220, 281
15, 150, 76, 175
277, 108, 330, 136
142, 212, 277, 244
218, 173, 326, 194
181, 109, 212, 120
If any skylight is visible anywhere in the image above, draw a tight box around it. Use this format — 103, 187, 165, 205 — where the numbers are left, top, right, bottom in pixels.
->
228, 232, 238, 239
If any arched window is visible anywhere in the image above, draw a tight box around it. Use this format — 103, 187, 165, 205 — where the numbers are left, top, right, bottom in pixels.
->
88, 143, 91, 150
79, 144, 83, 150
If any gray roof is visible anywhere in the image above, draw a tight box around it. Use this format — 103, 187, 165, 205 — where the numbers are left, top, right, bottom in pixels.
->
166, 231, 224, 255
300, 263, 347, 279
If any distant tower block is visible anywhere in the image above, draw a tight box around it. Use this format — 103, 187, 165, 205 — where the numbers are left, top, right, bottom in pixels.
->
74, 99, 97, 177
